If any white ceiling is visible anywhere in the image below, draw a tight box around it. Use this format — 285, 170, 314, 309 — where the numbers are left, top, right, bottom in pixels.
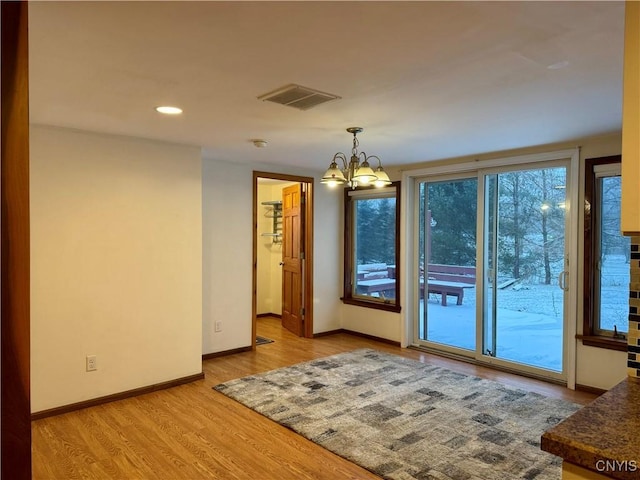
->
28, 1, 625, 172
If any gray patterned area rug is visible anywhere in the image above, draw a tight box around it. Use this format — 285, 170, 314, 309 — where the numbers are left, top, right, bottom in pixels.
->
213, 349, 579, 480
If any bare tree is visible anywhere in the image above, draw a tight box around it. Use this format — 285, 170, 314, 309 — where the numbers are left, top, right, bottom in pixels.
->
541, 169, 551, 284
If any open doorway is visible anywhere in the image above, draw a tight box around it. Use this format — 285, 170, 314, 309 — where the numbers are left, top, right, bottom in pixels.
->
252, 172, 314, 346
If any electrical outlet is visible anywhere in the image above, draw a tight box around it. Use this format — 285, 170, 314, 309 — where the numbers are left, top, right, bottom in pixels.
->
215, 321, 222, 332
86, 355, 97, 372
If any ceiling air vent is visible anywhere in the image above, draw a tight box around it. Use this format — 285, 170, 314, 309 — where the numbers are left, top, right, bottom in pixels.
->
258, 84, 341, 111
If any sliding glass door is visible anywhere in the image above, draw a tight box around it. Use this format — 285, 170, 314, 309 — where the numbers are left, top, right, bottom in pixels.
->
417, 176, 477, 354
482, 166, 567, 373
414, 160, 570, 379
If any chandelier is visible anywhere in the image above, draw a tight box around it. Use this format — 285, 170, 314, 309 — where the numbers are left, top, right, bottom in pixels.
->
320, 127, 392, 189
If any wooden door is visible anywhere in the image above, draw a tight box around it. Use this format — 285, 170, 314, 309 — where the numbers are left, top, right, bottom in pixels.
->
281, 184, 304, 336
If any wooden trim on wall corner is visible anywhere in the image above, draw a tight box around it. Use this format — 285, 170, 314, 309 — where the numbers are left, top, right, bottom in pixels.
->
202, 346, 252, 360
303, 179, 314, 339
313, 328, 401, 347
342, 329, 402, 347
576, 334, 628, 352
257, 313, 281, 319
31, 372, 204, 421
2, 2, 32, 478
313, 329, 345, 338
575, 384, 607, 397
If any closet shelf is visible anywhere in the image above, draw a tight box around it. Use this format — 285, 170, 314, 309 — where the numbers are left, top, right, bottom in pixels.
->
261, 200, 283, 243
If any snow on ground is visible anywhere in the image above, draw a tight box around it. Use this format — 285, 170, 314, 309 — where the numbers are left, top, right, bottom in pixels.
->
417, 255, 630, 373
599, 254, 631, 332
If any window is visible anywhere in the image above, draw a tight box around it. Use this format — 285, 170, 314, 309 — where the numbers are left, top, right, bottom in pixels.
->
343, 182, 401, 312
582, 155, 630, 351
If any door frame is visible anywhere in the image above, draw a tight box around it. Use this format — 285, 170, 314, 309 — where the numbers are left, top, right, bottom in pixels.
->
413, 172, 479, 358
252, 171, 314, 342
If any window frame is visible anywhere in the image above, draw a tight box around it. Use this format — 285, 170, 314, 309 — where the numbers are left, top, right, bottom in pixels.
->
580, 155, 627, 351
342, 181, 401, 312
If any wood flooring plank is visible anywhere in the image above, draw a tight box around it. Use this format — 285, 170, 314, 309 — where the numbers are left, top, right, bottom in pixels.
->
32, 316, 598, 479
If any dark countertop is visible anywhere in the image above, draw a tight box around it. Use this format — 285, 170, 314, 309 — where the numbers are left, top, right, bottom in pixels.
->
541, 377, 640, 480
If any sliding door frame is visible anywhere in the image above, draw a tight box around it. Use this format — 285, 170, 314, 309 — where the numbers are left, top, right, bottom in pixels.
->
404, 148, 580, 387
413, 172, 479, 359
476, 159, 572, 383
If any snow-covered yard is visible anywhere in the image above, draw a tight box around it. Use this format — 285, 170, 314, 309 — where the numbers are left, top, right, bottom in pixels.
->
418, 254, 630, 373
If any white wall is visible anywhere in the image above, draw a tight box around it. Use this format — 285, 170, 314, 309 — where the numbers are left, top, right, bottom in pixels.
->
202, 159, 254, 353
30, 125, 203, 412
342, 305, 402, 341
202, 159, 342, 355
313, 184, 344, 333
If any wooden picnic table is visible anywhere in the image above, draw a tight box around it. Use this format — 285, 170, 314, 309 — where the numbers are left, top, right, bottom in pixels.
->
421, 279, 474, 306
356, 278, 396, 295
356, 278, 474, 306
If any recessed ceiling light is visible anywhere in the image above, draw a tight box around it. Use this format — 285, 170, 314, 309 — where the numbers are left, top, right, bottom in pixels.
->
155, 106, 183, 115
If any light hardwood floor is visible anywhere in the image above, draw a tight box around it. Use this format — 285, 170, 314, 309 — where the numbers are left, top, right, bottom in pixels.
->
32, 316, 597, 479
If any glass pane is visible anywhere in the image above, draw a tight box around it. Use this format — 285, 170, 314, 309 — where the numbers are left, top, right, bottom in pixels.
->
353, 196, 396, 302
483, 174, 497, 357
596, 176, 630, 334
484, 167, 566, 372
419, 178, 477, 350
